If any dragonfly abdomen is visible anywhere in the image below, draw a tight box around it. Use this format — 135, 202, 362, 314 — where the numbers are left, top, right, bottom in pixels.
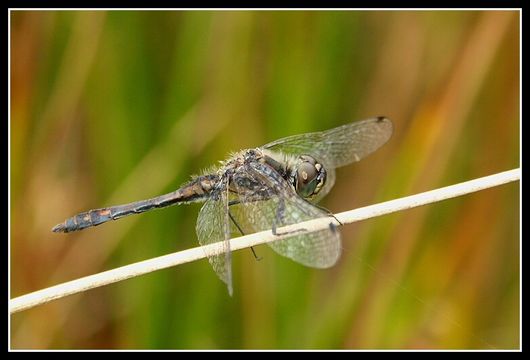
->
51, 208, 115, 233
52, 174, 220, 233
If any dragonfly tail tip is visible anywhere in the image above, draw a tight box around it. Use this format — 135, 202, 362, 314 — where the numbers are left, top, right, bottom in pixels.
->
51, 223, 66, 233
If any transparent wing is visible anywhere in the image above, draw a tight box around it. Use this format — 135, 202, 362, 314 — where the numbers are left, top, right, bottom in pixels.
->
196, 181, 233, 295
262, 117, 393, 169
231, 162, 341, 268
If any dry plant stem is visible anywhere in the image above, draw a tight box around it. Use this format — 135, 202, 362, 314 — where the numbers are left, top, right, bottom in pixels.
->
10, 168, 520, 314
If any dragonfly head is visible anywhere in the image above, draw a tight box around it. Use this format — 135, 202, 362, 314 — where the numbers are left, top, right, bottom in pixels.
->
293, 155, 327, 199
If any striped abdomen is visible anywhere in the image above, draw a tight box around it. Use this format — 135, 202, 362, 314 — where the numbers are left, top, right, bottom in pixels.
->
52, 174, 219, 233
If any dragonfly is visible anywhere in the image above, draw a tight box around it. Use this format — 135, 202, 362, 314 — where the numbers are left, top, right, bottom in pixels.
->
52, 117, 393, 295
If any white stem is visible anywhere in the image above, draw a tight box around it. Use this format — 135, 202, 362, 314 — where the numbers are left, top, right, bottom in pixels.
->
10, 168, 520, 314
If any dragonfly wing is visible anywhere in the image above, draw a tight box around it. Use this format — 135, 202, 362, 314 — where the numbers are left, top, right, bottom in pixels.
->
196, 181, 233, 295
231, 162, 341, 268
263, 117, 393, 169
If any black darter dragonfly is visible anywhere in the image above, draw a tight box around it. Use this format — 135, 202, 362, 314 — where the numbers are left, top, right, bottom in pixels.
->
52, 117, 393, 295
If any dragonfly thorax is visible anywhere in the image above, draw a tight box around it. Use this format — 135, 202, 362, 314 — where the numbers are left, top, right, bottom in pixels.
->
259, 149, 327, 199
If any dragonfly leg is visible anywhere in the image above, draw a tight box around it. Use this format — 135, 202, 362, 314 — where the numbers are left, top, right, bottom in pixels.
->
228, 209, 262, 261
228, 210, 245, 235
328, 213, 343, 227
250, 247, 262, 261
310, 202, 343, 226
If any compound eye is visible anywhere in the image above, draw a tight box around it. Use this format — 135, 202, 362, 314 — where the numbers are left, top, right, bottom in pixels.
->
296, 162, 319, 198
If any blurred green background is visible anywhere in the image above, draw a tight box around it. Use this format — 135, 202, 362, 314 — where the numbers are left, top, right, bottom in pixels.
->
10, 10, 519, 349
